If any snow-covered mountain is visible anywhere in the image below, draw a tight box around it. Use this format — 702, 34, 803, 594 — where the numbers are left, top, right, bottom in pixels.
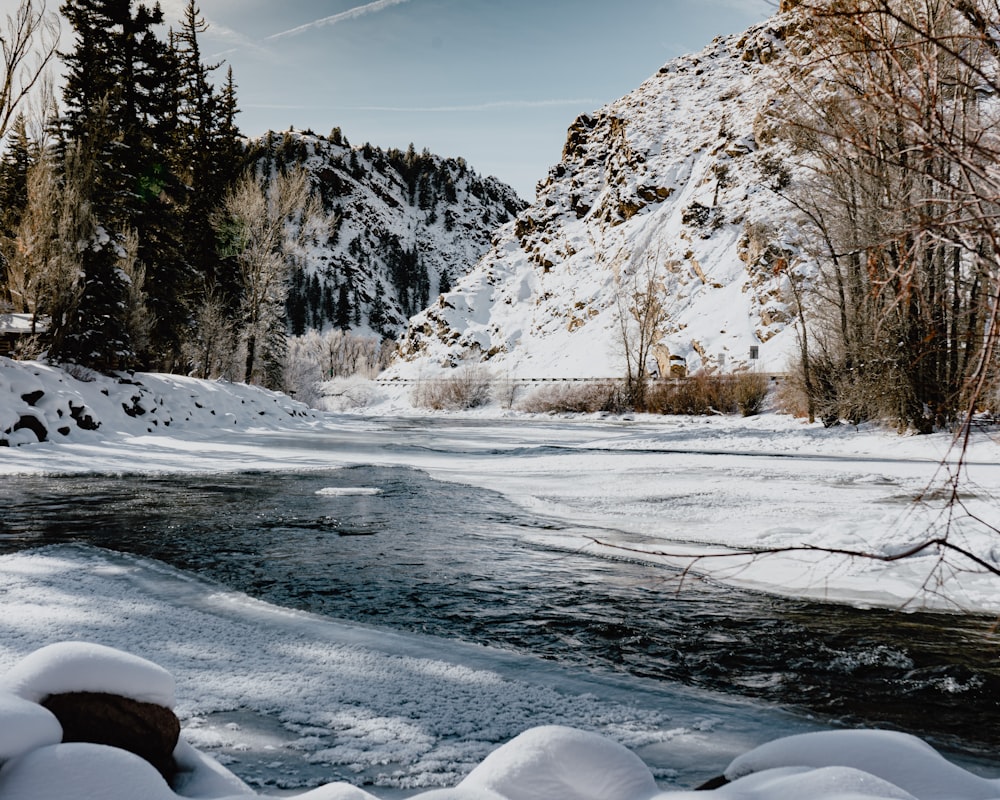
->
249, 130, 526, 339
388, 10, 806, 379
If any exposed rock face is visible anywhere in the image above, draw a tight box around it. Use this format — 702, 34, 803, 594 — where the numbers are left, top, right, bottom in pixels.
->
41, 691, 181, 782
388, 9, 809, 380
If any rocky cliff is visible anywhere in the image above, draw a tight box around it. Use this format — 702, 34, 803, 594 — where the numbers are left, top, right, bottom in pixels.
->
388, 11, 807, 379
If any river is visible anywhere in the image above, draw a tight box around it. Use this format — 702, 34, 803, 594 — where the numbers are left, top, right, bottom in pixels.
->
2, 438, 998, 765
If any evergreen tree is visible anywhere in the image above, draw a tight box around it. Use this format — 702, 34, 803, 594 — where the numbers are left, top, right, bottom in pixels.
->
51, 0, 244, 371
335, 282, 351, 330
58, 0, 180, 369
170, 1, 221, 283
307, 272, 322, 328
368, 287, 386, 335
45, 132, 134, 370
286, 266, 307, 335
0, 114, 34, 239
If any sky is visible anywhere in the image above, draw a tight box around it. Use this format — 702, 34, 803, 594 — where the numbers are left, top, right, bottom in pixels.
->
152, 0, 776, 199
5, 0, 774, 198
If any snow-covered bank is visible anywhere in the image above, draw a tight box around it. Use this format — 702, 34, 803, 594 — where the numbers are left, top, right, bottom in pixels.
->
1, 546, 998, 800
0, 358, 321, 449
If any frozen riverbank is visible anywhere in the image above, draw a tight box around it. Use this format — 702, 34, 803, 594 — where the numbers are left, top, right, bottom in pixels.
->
2, 546, 999, 800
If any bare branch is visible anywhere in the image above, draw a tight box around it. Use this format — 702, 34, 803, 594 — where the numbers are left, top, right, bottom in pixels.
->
0, 1, 59, 140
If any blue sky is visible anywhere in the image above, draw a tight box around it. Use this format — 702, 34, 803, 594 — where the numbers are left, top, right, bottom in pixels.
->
125, 1, 774, 198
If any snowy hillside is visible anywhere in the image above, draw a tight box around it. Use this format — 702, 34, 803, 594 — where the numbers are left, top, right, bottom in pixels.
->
250, 131, 526, 339
389, 12, 805, 379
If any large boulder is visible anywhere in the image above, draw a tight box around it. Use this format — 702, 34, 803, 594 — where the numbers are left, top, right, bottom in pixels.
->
41, 691, 181, 782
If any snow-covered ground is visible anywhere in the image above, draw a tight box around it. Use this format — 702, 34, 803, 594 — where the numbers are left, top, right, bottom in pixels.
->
3, 358, 1000, 798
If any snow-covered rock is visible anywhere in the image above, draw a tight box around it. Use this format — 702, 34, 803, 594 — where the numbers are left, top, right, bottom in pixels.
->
0, 692, 61, 763
0, 742, 181, 800
458, 725, 658, 800
2, 641, 175, 706
389, 10, 808, 380
0, 357, 320, 447
724, 730, 1000, 800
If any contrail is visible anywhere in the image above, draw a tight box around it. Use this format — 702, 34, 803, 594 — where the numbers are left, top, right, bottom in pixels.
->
266, 0, 411, 41
353, 99, 598, 113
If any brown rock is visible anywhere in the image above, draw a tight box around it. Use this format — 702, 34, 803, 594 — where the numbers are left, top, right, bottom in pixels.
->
41, 691, 181, 782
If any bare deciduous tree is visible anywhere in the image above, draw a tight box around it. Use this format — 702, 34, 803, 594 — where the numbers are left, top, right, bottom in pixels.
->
777, 0, 1000, 432
616, 250, 670, 409
11, 143, 94, 355
183, 286, 237, 381
118, 227, 154, 360
217, 168, 318, 387
0, 1, 59, 140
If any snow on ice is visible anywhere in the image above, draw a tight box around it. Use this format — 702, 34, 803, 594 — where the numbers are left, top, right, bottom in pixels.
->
0, 636, 998, 799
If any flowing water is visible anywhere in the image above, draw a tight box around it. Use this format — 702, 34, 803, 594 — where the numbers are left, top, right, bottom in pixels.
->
1, 462, 998, 762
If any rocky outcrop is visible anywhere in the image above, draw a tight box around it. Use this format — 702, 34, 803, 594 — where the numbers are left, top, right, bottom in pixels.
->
388, 8, 809, 379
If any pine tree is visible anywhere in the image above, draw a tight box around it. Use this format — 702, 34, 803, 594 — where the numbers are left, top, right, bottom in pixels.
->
0, 114, 34, 239
368, 289, 385, 336
286, 266, 307, 335
335, 282, 351, 331
57, 0, 181, 369
170, 1, 220, 277
51, 0, 245, 371
307, 272, 322, 327
46, 133, 133, 370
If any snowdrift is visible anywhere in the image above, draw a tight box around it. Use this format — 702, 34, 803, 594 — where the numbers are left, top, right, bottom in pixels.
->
0, 357, 319, 448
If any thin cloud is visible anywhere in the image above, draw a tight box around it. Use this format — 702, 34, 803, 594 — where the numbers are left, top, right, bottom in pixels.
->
352, 99, 598, 113
154, 0, 273, 62
266, 0, 411, 42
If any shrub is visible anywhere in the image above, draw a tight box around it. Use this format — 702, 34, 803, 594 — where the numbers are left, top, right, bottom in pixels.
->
643, 371, 771, 416
411, 365, 494, 410
519, 381, 628, 414
315, 376, 379, 412
773, 372, 812, 419
731, 371, 770, 416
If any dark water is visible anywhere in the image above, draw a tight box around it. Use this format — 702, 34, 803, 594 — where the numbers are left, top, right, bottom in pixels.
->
1, 466, 998, 760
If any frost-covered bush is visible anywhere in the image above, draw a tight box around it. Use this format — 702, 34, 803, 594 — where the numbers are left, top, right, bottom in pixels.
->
315, 376, 381, 412
285, 330, 393, 407
519, 381, 627, 414
411, 364, 494, 410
